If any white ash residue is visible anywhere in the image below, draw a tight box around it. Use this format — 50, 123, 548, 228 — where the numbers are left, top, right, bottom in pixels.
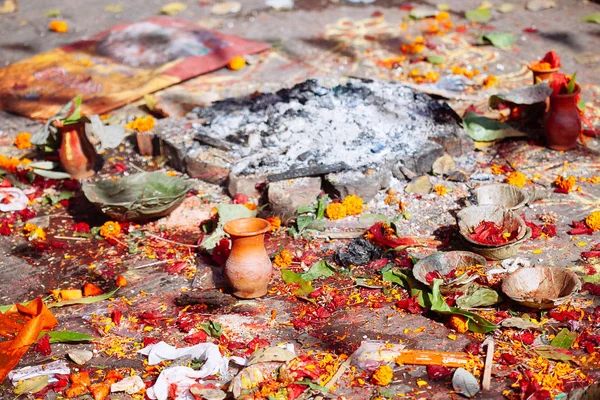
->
187, 78, 463, 175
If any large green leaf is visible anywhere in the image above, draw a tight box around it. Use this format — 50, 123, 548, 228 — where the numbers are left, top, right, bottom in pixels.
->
551, 328, 577, 349
40, 331, 95, 343
463, 112, 526, 142
297, 215, 316, 233
465, 8, 492, 23
301, 260, 335, 281
47, 288, 118, 308
535, 346, 573, 361
281, 269, 314, 296
478, 32, 516, 49
489, 83, 553, 108
456, 287, 500, 308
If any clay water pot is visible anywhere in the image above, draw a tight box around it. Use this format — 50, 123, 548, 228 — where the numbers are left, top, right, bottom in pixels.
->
58, 122, 97, 179
136, 132, 154, 156
544, 85, 581, 151
223, 218, 272, 299
528, 64, 560, 84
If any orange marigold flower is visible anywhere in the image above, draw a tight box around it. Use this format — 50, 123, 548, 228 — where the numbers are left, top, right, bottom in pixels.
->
99, 221, 121, 238
14, 132, 33, 150
490, 164, 505, 175
483, 75, 499, 88
266, 216, 281, 232
585, 211, 600, 232
273, 249, 293, 268
449, 315, 468, 333
116, 275, 128, 287
244, 203, 258, 211
435, 11, 450, 21
506, 171, 527, 188
228, 56, 246, 71
371, 364, 393, 386
434, 184, 448, 196
555, 175, 577, 193
0, 155, 23, 172
326, 203, 347, 220
530, 61, 553, 71
125, 115, 155, 133
49, 20, 68, 33
342, 194, 364, 215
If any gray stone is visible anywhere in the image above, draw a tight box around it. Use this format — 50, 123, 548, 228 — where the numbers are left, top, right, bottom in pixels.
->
324, 168, 390, 202
405, 175, 433, 194
447, 170, 470, 182
268, 177, 322, 218
399, 140, 444, 175
228, 172, 268, 198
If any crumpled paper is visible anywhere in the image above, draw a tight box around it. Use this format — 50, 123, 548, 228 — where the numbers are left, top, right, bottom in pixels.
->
8, 360, 70, 385
138, 341, 246, 400
0, 187, 29, 212
111, 375, 145, 394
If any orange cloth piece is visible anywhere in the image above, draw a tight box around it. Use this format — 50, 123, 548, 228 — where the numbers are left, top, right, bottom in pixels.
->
0, 298, 58, 382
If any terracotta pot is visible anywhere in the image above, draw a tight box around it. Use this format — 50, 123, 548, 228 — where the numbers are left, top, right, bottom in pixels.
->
544, 85, 581, 151
528, 64, 560, 84
223, 218, 272, 299
136, 132, 154, 156
58, 122, 97, 179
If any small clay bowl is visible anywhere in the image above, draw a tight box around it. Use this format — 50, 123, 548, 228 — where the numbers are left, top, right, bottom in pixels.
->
456, 205, 528, 248
528, 64, 560, 84
475, 184, 528, 210
502, 266, 581, 309
413, 251, 487, 294
462, 227, 531, 261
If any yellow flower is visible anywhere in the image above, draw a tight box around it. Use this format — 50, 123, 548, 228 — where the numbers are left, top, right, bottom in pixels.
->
434, 184, 448, 196
555, 175, 577, 193
228, 56, 246, 71
24, 224, 46, 241
435, 11, 450, 20
24, 223, 37, 233
14, 132, 33, 150
125, 116, 155, 133
99, 221, 121, 238
585, 211, 600, 232
49, 20, 68, 33
371, 365, 393, 386
490, 164, 505, 175
273, 249, 293, 268
325, 203, 347, 220
342, 194, 364, 215
483, 75, 499, 88
266, 216, 281, 232
449, 315, 468, 333
506, 171, 527, 188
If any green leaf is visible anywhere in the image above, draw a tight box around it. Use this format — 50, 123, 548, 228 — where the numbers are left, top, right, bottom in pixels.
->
32, 169, 72, 180
46, 288, 118, 308
299, 379, 329, 393
551, 328, 577, 349
577, 100, 587, 111
281, 269, 314, 296
44, 191, 74, 205
566, 72, 577, 94
40, 331, 95, 343
478, 32, 516, 49
45, 10, 61, 17
200, 204, 256, 250
426, 55, 446, 65
463, 111, 526, 142
14, 375, 49, 395
582, 12, 600, 24
28, 161, 58, 170
297, 215, 316, 233
456, 287, 500, 308
378, 387, 395, 399
535, 345, 574, 361
200, 320, 222, 338
489, 83, 553, 108
316, 195, 329, 220
301, 260, 335, 281
105, 4, 123, 13
296, 204, 316, 215
465, 8, 492, 23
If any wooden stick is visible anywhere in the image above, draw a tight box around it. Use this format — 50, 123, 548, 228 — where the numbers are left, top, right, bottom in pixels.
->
482, 338, 494, 391
53, 235, 89, 241
133, 260, 171, 270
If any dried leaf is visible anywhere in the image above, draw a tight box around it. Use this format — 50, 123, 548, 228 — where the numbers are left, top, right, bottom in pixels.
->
535, 345, 573, 361
405, 175, 432, 194
105, 4, 122, 13
160, 2, 186, 15
248, 347, 295, 365
551, 328, 577, 349
432, 154, 455, 176
499, 317, 542, 330
489, 84, 553, 108
0, 0, 17, 14
14, 375, 49, 395
478, 32, 516, 49
463, 112, 526, 142
68, 349, 93, 365
452, 368, 480, 398
465, 8, 492, 23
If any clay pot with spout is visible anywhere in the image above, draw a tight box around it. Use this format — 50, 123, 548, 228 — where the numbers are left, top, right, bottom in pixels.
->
223, 218, 272, 299
57, 121, 97, 179
544, 85, 581, 151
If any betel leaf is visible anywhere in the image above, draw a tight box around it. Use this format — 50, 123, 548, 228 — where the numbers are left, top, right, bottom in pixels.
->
489, 83, 553, 108
43, 191, 74, 205
566, 72, 577, 94
40, 331, 94, 343
200, 204, 256, 250
535, 345, 573, 361
452, 368, 480, 398
478, 32, 516, 49
426, 55, 446, 65
316, 195, 329, 220
456, 287, 500, 308
296, 204, 317, 215
46, 288, 118, 308
301, 260, 335, 281
499, 317, 542, 330
62, 95, 83, 126
463, 111, 526, 142
465, 8, 492, 23
582, 12, 600, 24
200, 321, 222, 338
281, 269, 314, 296
297, 215, 316, 233
31, 96, 82, 147
551, 328, 577, 349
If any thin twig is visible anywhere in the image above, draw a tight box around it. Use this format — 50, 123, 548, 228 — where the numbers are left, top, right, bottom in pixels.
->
133, 260, 172, 270
53, 235, 89, 241
144, 232, 201, 248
